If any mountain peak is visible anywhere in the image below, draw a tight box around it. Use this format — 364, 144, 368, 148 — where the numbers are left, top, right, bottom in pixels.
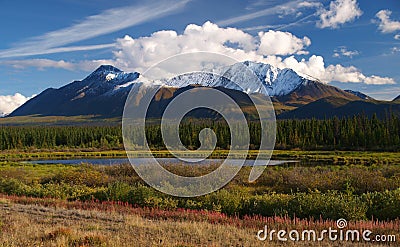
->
86, 65, 124, 81
242, 60, 273, 70
83, 65, 139, 84
94, 65, 122, 73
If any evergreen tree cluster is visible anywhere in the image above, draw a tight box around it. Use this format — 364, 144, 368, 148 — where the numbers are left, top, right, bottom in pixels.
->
0, 126, 122, 150
0, 115, 398, 151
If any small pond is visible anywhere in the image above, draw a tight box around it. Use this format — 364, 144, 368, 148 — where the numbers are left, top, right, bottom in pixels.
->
27, 158, 299, 166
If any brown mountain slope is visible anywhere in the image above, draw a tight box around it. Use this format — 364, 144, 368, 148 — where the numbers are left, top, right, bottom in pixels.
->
128, 84, 275, 121
274, 80, 359, 106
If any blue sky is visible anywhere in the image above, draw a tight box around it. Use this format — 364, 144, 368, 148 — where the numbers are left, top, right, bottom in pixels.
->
0, 0, 399, 115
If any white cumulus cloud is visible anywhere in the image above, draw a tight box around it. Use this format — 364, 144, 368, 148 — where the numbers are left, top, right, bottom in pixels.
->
0, 93, 35, 116
113, 21, 260, 71
363, 76, 396, 85
375, 10, 400, 33
110, 22, 394, 86
113, 22, 311, 71
257, 30, 311, 55
317, 0, 363, 29
265, 55, 394, 85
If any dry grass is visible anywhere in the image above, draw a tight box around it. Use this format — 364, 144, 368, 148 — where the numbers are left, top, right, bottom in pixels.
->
0, 198, 394, 247
0, 202, 260, 246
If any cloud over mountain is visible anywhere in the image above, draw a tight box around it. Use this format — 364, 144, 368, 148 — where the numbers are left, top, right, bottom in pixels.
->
0, 93, 34, 116
112, 22, 394, 85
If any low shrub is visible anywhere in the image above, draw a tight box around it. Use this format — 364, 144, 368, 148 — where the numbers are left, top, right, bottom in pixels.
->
363, 189, 400, 220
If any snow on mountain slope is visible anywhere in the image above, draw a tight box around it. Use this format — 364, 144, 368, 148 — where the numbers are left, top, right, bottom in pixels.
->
344, 90, 373, 100
57, 62, 309, 100
164, 61, 306, 97
81, 65, 140, 95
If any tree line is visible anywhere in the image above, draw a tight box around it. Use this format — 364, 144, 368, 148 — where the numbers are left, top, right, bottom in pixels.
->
0, 114, 399, 151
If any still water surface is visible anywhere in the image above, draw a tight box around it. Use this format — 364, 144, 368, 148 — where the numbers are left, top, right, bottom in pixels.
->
28, 158, 298, 166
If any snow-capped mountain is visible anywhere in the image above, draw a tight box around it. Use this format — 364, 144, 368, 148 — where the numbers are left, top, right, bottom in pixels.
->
71, 65, 140, 97
9, 62, 359, 118
9, 65, 141, 117
164, 61, 357, 106
165, 61, 306, 97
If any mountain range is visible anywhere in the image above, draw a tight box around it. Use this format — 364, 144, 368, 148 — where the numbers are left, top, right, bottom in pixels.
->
8, 62, 400, 120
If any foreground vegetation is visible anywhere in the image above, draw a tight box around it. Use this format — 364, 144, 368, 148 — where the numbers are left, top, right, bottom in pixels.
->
0, 161, 399, 221
0, 195, 397, 246
2, 195, 397, 246
1, 114, 399, 151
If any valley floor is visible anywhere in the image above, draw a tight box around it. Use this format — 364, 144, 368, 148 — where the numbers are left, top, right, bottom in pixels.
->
0, 150, 398, 246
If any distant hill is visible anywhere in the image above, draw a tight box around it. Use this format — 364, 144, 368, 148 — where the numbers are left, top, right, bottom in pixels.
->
278, 97, 400, 119
393, 95, 400, 102
344, 89, 373, 100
